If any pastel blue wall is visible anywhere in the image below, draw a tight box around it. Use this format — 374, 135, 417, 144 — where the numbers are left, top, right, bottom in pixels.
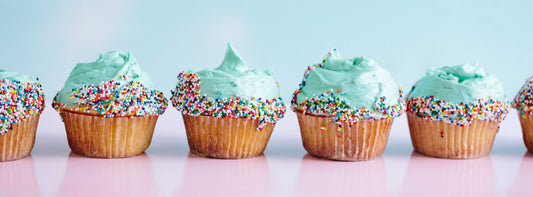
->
1, 0, 531, 102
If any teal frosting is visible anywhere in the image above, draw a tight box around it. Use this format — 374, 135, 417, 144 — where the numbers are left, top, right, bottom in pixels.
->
408, 62, 506, 104
295, 50, 402, 116
55, 51, 153, 105
0, 69, 37, 83
195, 43, 280, 100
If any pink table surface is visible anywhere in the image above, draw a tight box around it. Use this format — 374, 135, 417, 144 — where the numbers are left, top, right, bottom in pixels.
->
0, 107, 531, 197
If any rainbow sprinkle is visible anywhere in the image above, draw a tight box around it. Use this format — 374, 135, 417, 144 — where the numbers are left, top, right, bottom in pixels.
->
52, 80, 167, 117
291, 62, 405, 126
170, 72, 286, 130
0, 79, 45, 135
406, 96, 510, 127
513, 77, 533, 115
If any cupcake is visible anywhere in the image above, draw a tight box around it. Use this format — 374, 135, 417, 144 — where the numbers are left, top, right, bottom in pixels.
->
291, 50, 405, 161
513, 77, 533, 153
0, 70, 45, 161
406, 63, 510, 159
171, 43, 286, 159
52, 51, 167, 158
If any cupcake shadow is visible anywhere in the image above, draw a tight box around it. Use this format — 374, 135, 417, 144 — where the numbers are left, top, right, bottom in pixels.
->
57, 152, 158, 197
507, 152, 533, 196
293, 154, 387, 197
175, 153, 273, 197
0, 156, 40, 196
31, 134, 71, 157
400, 152, 497, 197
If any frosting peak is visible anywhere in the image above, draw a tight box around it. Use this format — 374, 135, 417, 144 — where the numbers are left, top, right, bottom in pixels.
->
0, 69, 36, 83
69, 51, 152, 87
98, 51, 129, 65
216, 43, 248, 73
353, 56, 377, 67
191, 43, 281, 101
98, 51, 141, 78
432, 62, 486, 83
322, 50, 377, 71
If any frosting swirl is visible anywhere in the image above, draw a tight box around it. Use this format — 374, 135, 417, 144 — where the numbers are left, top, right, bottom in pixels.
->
194, 43, 281, 101
0, 69, 36, 82
52, 51, 167, 117
171, 43, 286, 130
408, 63, 506, 104
407, 63, 510, 126
292, 49, 405, 124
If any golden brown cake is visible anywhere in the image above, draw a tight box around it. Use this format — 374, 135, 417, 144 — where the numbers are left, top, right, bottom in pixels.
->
296, 110, 393, 161
407, 112, 499, 158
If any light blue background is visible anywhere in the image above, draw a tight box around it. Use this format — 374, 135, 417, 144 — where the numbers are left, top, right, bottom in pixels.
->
1, 0, 531, 102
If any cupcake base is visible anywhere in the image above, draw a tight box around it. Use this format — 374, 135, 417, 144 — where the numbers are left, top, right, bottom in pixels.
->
60, 109, 158, 158
182, 114, 274, 159
407, 112, 498, 159
0, 114, 40, 162
518, 112, 533, 153
296, 111, 393, 161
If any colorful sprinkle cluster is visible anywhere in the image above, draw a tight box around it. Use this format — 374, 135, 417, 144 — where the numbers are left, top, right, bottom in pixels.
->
170, 72, 286, 130
406, 96, 510, 127
0, 79, 45, 135
513, 77, 533, 115
291, 62, 405, 126
52, 80, 167, 117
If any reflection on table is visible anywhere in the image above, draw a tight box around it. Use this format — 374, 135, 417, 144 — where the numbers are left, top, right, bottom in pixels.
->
0, 156, 40, 197
401, 152, 497, 197
176, 153, 272, 197
508, 152, 533, 197
294, 154, 387, 197
57, 152, 157, 197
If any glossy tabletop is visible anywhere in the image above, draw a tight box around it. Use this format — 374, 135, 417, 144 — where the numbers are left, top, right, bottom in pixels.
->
0, 107, 531, 197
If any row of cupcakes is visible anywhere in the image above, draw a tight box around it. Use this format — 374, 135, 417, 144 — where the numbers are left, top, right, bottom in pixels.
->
0, 43, 531, 162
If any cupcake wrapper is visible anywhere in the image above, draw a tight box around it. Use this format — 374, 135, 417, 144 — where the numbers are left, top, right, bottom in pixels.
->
61, 110, 158, 158
407, 112, 498, 159
518, 112, 533, 153
296, 111, 393, 161
0, 114, 40, 162
182, 114, 274, 159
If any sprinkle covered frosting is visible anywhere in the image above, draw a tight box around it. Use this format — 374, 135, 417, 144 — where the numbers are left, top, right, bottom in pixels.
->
406, 96, 509, 127
171, 43, 286, 130
0, 78, 45, 135
52, 51, 167, 117
407, 63, 510, 126
291, 50, 405, 126
52, 79, 167, 117
171, 72, 285, 130
513, 76, 533, 115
